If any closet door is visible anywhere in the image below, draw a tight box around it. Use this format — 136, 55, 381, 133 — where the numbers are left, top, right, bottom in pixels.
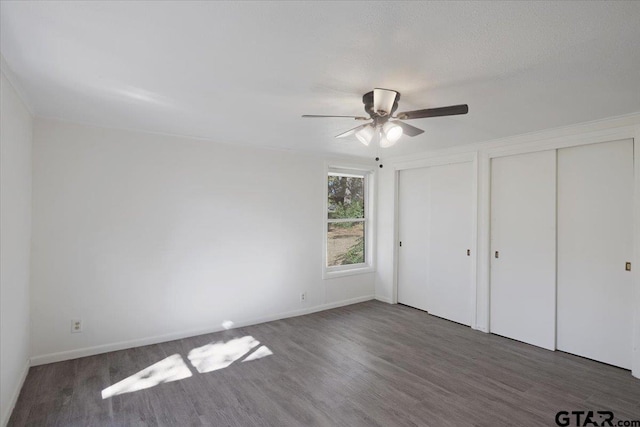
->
557, 139, 633, 369
490, 150, 557, 350
426, 161, 474, 326
397, 167, 430, 311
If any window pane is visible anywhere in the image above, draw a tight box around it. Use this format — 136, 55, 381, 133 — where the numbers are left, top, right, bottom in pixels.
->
328, 175, 364, 219
327, 222, 365, 266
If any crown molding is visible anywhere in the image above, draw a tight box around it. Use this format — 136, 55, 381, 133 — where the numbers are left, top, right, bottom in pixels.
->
388, 111, 640, 165
0, 53, 35, 116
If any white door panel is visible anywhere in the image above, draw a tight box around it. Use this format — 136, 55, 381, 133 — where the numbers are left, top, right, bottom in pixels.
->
490, 150, 557, 350
397, 168, 430, 311
557, 139, 633, 369
426, 162, 474, 326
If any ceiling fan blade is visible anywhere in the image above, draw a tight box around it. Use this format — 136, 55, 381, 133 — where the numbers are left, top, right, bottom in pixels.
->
302, 114, 368, 120
392, 121, 424, 137
396, 104, 468, 120
335, 123, 370, 138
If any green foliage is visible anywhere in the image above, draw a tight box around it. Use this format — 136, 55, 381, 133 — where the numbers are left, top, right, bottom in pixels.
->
327, 173, 366, 263
331, 200, 364, 227
338, 237, 364, 265
328, 175, 364, 219
333, 199, 363, 218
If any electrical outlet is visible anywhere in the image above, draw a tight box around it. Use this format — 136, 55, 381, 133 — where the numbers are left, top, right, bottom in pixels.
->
300, 292, 306, 302
71, 319, 83, 333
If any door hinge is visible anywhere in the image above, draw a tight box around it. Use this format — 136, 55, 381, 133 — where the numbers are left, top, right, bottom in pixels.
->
495, 251, 499, 259
399, 241, 402, 247
467, 249, 471, 256
626, 262, 631, 271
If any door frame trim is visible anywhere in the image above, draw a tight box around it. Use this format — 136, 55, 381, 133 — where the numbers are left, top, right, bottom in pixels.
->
633, 126, 640, 379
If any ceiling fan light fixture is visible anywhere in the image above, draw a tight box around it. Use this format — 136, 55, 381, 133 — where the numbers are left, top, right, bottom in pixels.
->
355, 125, 376, 146
302, 88, 467, 147
382, 121, 403, 143
379, 133, 397, 148
373, 88, 398, 116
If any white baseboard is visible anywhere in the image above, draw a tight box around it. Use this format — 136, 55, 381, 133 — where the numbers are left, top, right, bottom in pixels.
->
30, 295, 375, 366
1, 359, 30, 427
375, 295, 394, 304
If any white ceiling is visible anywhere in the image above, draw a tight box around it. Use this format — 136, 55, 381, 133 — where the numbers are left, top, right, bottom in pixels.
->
2, 1, 640, 158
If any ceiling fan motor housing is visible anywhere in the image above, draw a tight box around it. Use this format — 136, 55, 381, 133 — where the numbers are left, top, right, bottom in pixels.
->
363, 89, 400, 123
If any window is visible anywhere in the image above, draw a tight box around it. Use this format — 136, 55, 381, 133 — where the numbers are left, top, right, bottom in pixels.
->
324, 166, 374, 277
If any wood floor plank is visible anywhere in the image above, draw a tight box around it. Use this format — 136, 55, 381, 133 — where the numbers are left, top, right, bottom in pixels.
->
8, 301, 640, 426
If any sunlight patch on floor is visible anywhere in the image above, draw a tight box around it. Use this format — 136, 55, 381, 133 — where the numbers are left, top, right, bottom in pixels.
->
101, 335, 274, 399
101, 354, 192, 399
188, 335, 260, 373
242, 345, 273, 362
222, 320, 234, 330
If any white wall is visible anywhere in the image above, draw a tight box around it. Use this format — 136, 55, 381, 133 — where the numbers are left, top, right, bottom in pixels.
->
0, 71, 33, 425
30, 118, 375, 364
375, 113, 640, 378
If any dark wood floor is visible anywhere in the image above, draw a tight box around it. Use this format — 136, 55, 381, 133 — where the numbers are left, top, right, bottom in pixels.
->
9, 301, 640, 426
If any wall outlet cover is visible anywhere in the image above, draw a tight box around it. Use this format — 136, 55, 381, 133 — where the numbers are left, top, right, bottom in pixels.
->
71, 319, 83, 333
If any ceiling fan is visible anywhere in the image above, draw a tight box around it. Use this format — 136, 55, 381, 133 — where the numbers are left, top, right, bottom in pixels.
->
302, 88, 468, 147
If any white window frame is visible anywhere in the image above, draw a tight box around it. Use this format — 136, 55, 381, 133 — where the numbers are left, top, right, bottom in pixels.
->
323, 164, 375, 279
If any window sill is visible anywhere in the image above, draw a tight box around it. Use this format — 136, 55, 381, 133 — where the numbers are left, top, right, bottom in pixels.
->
323, 265, 375, 280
